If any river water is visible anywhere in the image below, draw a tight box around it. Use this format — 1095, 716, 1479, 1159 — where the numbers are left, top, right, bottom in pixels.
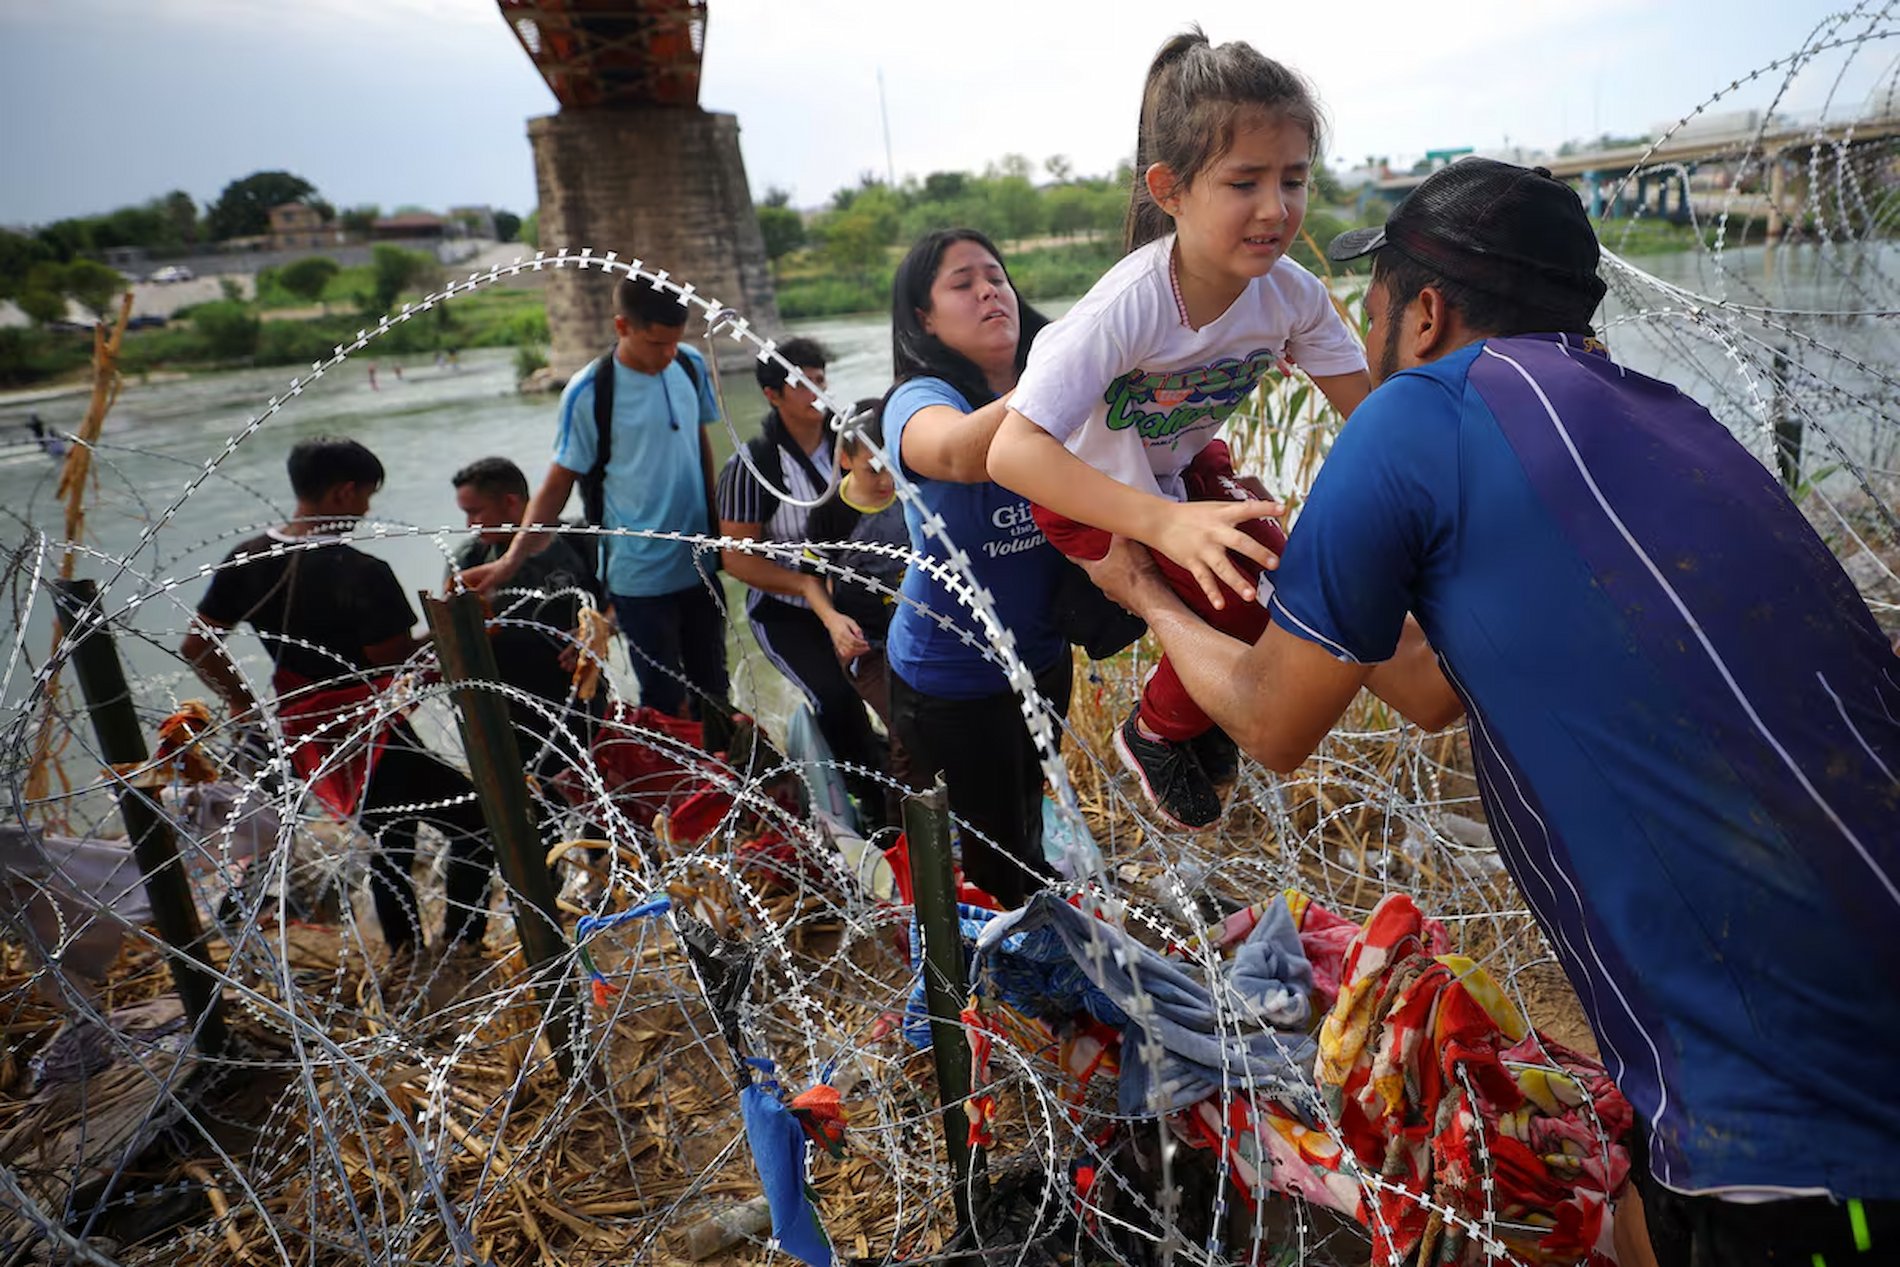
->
1, 242, 1891, 726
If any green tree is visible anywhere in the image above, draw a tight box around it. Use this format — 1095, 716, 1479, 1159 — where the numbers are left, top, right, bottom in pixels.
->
62, 259, 126, 321
758, 204, 806, 269
36, 219, 95, 263
1312, 159, 1346, 205
191, 300, 261, 359
493, 210, 522, 243
817, 210, 886, 279
369, 244, 435, 314
1045, 185, 1096, 239
992, 153, 1034, 181
922, 171, 968, 202
16, 270, 67, 326
519, 209, 539, 248
207, 171, 318, 241
1044, 154, 1074, 183
279, 256, 340, 309
988, 175, 1043, 242
0, 229, 54, 300
340, 204, 380, 238
161, 190, 201, 245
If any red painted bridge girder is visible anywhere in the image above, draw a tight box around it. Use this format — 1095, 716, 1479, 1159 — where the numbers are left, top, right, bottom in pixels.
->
500, 0, 707, 109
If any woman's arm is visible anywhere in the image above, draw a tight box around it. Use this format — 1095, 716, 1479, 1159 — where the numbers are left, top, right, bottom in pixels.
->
897, 396, 1015, 484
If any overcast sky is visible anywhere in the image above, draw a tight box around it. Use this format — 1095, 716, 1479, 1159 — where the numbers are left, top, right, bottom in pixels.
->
0, 0, 1881, 228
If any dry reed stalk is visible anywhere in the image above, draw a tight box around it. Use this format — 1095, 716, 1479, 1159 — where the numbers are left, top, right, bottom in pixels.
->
21, 291, 137, 820
183, 1162, 254, 1265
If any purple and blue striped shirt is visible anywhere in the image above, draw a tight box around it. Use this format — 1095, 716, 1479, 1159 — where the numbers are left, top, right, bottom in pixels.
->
1271, 333, 1900, 1199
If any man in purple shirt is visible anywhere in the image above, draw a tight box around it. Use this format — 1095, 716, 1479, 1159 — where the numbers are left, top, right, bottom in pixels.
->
1083, 159, 1899, 1266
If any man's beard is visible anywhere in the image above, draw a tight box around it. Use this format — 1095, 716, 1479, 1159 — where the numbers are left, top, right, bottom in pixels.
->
1374, 298, 1405, 386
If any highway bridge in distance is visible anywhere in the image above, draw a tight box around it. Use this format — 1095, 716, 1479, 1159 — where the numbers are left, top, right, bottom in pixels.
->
1370, 108, 1900, 235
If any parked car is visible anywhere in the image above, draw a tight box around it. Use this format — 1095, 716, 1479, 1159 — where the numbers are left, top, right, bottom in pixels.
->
125, 314, 168, 330
149, 265, 194, 284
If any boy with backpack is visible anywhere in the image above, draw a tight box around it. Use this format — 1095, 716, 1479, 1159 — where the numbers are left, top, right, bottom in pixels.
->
460, 277, 727, 720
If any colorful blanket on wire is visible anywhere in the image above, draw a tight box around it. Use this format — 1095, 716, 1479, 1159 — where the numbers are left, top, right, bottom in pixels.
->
958, 890, 1633, 1267
969, 893, 1318, 1116
1312, 893, 1631, 1265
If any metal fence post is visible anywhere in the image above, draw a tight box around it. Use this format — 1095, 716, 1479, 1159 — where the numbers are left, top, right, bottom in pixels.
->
903, 777, 986, 1253
52, 578, 228, 1056
422, 590, 574, 1079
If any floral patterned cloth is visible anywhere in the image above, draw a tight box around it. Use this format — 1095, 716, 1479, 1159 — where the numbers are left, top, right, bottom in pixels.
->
959, 889, 1634, 1266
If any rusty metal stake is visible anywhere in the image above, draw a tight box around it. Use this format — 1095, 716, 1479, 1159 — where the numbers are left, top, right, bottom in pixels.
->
422, 590, 574, 1079
52, 578, 227, 1056
904, 777, 986, 1255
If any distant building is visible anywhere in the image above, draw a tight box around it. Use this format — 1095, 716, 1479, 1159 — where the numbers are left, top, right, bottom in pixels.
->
446, 205, 497, 240
102, 246, 149, 274
372, 213, 449, 241
268, 203, 341, 251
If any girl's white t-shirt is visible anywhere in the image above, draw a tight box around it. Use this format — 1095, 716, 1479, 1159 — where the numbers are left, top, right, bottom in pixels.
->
1011, 235, 1366, 500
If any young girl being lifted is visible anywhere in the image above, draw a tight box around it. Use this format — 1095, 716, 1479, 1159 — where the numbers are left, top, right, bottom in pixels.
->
989, 29, 1370, 829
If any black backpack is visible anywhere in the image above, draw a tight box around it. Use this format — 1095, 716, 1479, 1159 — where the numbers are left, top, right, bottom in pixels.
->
576, 346, 721, 576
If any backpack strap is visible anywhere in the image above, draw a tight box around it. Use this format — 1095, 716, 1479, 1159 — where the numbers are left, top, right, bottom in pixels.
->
579, 348, 617, 527
580, 346, 722, 580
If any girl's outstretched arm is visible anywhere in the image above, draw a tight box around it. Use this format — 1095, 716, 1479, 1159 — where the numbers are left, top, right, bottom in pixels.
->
1310, 369, 1371, 420
988, 409, 1280, 610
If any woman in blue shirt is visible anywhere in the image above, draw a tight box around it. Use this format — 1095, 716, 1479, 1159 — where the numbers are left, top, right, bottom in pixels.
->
881, 229, 1071, 907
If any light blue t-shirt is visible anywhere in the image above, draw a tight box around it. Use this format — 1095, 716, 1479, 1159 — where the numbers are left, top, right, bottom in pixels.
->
884, 377, 1066, 699
552, 347, 719, 597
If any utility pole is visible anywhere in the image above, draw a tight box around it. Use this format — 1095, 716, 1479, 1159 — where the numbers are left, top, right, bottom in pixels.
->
878, 67, 896, 188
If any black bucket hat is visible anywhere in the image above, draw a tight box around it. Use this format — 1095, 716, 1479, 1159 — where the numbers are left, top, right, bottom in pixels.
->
1329, 159, 1607, 315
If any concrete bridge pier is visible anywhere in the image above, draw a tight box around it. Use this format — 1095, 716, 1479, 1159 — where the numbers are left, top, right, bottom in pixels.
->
529, 107, 780, 381
1766, 153, 1789, 239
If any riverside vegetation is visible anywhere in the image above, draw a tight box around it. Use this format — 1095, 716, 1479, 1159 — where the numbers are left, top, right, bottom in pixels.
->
1, 154, 1380, 388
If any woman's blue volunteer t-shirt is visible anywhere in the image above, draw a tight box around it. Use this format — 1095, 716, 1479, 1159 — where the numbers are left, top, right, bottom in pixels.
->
884, 377, 1066, 698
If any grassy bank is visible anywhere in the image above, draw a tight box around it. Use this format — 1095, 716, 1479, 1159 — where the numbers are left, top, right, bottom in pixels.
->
0, 284, 548, 389
774, 209, 1373, 319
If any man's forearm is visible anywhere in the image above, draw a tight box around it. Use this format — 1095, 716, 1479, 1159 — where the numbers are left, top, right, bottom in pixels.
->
182, 636, 258, 718
722, 547, 824, 604
504, 477, 577, 565
1138, 586, 1262, 737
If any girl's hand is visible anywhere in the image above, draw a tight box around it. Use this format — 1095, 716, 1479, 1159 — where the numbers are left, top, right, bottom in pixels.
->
1146, 499, 1285, 610
821, 609, 870, 661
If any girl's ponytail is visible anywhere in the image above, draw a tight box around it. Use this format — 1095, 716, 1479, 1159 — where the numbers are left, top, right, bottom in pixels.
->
1124, 28, 1211, 254
1121, 28, 1325, 256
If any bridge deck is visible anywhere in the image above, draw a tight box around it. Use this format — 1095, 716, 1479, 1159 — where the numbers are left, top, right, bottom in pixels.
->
1373, 114, 1900, 194
500, 0, 707, 109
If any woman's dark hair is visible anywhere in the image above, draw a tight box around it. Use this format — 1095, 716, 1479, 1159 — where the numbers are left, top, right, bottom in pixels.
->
1125, 28, 1326, 253
287, 436, 384, 500
888, 228, 1049, 408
